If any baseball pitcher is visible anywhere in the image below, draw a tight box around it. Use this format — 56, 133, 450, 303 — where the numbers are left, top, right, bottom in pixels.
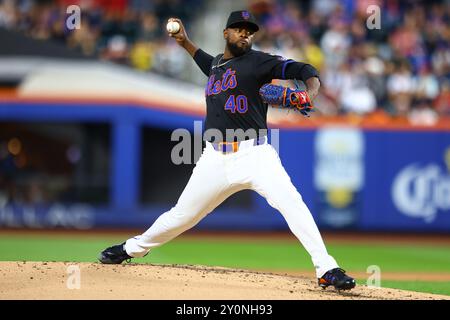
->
99, 11, 355, 291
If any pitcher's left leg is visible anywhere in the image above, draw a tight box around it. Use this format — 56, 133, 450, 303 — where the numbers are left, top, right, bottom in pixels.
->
250, 145, 338, 278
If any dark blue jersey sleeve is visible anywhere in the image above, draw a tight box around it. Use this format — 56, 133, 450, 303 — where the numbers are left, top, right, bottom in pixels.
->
193, 49, 214, 76
254, 51, 319, 83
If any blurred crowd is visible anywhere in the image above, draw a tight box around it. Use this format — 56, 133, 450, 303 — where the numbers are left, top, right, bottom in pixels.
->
0, 0, 449, 122
0, 0, 203, 78
250, 0, 450, 121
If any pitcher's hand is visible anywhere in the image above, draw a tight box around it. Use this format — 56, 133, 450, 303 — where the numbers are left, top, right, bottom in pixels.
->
167, 18, 189, 47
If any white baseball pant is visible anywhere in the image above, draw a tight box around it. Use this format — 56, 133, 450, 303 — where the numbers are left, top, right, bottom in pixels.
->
125, 138, 338, 278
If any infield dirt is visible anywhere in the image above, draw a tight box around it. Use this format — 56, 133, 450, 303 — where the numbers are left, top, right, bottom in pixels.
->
0, 261, 448, 300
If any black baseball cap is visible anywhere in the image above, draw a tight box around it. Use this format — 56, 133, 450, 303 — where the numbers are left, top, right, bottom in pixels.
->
225, 10, 259, 32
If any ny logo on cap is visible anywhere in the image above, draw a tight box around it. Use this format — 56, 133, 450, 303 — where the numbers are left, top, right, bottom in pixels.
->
242, 11, 250, 20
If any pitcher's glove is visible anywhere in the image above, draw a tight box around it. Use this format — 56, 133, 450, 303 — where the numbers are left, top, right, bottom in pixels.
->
259, 83, 314, 117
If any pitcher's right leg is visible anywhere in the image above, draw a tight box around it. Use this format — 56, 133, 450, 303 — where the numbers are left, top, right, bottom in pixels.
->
124, 147, 244, 258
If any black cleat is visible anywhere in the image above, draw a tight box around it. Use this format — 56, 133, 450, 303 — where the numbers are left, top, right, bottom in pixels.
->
98, 242, 132, 264
318, 268, 356, 291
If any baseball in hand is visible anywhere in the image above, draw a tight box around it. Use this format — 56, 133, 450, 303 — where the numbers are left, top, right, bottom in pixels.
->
166, 21, 180, 34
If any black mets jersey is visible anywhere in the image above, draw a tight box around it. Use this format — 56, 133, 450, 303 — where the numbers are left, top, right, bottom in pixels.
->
193, 49, 319, 142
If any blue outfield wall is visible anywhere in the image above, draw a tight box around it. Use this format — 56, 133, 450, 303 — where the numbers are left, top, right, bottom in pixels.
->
361, 131, 450, 231
1, 102, 449, 231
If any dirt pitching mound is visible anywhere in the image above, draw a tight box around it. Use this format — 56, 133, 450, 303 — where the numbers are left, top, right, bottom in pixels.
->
0, 262, 448, 300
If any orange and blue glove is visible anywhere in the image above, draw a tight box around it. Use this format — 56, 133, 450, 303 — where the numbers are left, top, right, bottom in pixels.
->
259, 82, 314, 117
